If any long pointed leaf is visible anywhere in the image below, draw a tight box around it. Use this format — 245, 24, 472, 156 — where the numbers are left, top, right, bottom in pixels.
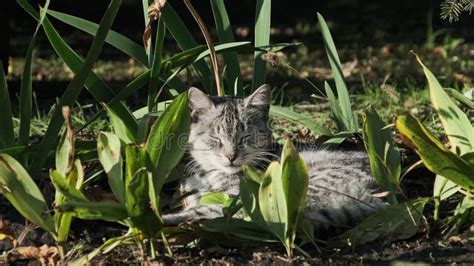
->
146, 92, 190, 192
396, 115, 474, 189
317, 13, 357, 132
97, 132, 125, 204
28, 0, 124, 175
252, 0, 271, 90
46, 9, 148, 66
415, 55, 474, 154
0, 154, 55, 234
0, 64, 15, 148
18, 0, 50, 145
148, 17, 166, 111
210, 0, 242, 95
161, 3, 212, 91
362, 107, 401, 204
270, 105, 332, 136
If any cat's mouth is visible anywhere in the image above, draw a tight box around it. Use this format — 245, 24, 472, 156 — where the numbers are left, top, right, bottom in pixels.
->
221, 164, 243, 174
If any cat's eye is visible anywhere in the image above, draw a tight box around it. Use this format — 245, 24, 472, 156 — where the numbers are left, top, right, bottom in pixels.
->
209, 135, 222, 144
239, 134, 252, 145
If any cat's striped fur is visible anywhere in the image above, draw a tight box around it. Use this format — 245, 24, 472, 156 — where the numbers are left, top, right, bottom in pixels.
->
162, 85, 387, 232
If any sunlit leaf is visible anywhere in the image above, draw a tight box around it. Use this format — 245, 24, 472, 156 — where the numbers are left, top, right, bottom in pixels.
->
362, 107, 401, 204
0, 154, 55, 234
396, 115, 474, 189
97, 132, 125, 204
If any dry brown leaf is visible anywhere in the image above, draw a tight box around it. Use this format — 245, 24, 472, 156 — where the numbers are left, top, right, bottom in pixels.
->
453, 73, 472, 83
6, 245, 60, 265
143, 0, 167, 49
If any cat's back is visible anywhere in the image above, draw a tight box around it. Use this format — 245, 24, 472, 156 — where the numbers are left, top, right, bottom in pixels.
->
299, 149, 380, 210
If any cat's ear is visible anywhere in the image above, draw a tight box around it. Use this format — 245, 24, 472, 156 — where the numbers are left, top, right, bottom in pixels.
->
244, 84, 271, 107
188, 87, 214, 111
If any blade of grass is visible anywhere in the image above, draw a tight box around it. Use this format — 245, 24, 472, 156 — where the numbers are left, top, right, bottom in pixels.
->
210, 0, 242, 95
148, 17, 165, 111
270, 105, 332, 136
317, 13, 357, 132
19, 1, 138, 139
29, 0, 123, 175
142, 0, 152, 64
161, 3, 212, 92
46, 9, 148, 67
18, 0, 50, 145
252, 0, 271, 90
445, 88, 474, 109
0, 64, 15, 148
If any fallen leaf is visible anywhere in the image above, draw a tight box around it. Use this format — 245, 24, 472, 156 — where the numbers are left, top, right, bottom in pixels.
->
6, 245, 60, 265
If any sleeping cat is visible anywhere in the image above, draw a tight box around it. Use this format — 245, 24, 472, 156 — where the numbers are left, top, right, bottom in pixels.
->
163, 85, 387, 231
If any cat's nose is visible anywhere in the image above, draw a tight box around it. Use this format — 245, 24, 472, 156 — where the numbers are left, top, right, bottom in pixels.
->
226, 153, 237, 163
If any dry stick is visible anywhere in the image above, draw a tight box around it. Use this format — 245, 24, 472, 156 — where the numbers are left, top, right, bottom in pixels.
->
184, 0, 224, 96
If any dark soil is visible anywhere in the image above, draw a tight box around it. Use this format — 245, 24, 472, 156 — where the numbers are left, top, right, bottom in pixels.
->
1, 202, 473, 265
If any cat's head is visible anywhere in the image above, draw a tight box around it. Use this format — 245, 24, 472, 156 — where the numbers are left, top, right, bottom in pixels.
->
187, 85, 272, 174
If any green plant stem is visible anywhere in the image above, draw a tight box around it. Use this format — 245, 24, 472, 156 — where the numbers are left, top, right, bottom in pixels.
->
434, 197, 440, 221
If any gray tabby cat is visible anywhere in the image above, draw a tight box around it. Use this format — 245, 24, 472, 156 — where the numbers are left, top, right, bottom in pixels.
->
163, 85, 387, 231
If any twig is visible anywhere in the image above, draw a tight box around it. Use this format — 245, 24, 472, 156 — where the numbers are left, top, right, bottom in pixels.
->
184, 0, 224, 96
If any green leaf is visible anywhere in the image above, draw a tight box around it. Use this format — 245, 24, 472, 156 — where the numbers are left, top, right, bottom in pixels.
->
68, 232, 133, 266
270, 105, 332, 136
200, 218, 274, 242
97, 132, 125, 204
317, 13, 357, 132
57, 201, 128, 222
396, 115, 474, 189
324, 81, 344, 132
55, 108, 75, 177
0, 154, 55, 234
433, 175, 458, 201
280, 140, 309, 251
18, 1, 49, 144
34, 13, 139, 137
240, 169, 266, 227
259, 161, 287, 248
27, 0, 124, 175
210, 0, 242, 95
252, 0, 271, 89
52, 160, 84, 244
125, 145, 161, 236
103, 104, 136, 144
445, 88, 474, 109
362, 107, 401, 204
200, 192, 231, 206
416, 55, 474, 155
161, 3, 212, 92
50, 170, 88, 203
46, 9, 148, 66
146, 92, 190, 192
0, 64, 15, 148
335, 198, 429, 247
148, 17, 166, 111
